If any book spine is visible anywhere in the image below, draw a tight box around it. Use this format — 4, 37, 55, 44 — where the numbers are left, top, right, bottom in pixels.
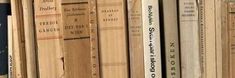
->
222, 0, 229, 78
199, 0, 218, 78
161, 0, 181, 78
11, 0, 28, 77
179, 0, 201, 78
227, 2, 235, 78
142, 0, 162, 77
89, 0, 100, 77
127, 0, 145, 78
7, 15, 13, 78
61, 0, 95, 78
34, 0, 64, 77
22, 0, 37, 77
215, 0, 223, 78
0, 0, 10, 77
97, 0, 129, 77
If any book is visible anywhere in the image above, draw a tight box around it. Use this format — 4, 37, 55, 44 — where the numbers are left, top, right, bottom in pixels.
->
22, 0, 37, 77
215, 0, 223, 78
88, 0, 100, 77
128, 0, 162, 77
222, 0, 229, 78
11, 0, 27, 77
0, 0, 10, 77
34, 0, 64, 77
97, 0, 129, 77
198, 0, 218, 78
7, 15, 13, 78
127, 0, 145, 77
179, 0, 201, 78
61, 0, 99, 77
224, 1, 235, 78
141, 0, 162, 77
160, 0, 181, 78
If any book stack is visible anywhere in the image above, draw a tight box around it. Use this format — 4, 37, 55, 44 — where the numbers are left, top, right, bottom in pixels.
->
0, 0, 234, 78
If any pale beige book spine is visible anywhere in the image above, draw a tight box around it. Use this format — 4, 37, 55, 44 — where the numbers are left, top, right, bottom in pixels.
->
89, 0, 100, 77
97, 0, 129, 77
61, 0, 95, 78
179, 0, 201, 78
11, 0, 27, 78
127, 0, 145, 78
34, 0, 64, 77
199, 0, 217, 78
8, 15, 13, 78
22, 0, 37, 77
161, 0, 181, 78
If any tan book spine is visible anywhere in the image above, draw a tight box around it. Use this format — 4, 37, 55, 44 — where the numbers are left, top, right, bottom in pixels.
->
161, 0, 181, 78
61, 0, 99, 78
97, 0, 129, 77
222, 0, 229, 78
179, 0, 201, 78
215, 0, 223, 78
127, 0, 145, 78
34, 0, 64, 77
11, 0, 27, 78
227, 2, 235, 78
89, 0, 100, 77
8, 15, 13, 78
22, 0, 37, 77
199, 0, 218, 78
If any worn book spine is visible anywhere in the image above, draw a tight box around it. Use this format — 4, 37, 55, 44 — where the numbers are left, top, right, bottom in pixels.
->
179, 0, 201, 78
22, 0, 37, 77
97, 0, 129, 77
227, 2, 235, 78
199, 0, 218, 78
142, 0, 162, 77
215, 0, 223, 78
7, 15, 13, 78
127, 0, 145, 78
222, 0, 229, 78
160, 0, 181, 78
34, 0, 64, 77
88, 0, 100, 77
61, 0, 99, 78
11, 0, 28, 77
0, 0, 10, 77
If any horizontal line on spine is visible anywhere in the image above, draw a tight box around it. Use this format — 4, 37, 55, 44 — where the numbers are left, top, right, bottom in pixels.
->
62, 2, 88, 5
64, 36, 90, 40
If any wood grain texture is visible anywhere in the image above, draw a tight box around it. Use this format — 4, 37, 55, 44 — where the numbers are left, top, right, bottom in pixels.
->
34, 0, 64, 77
22, 0, 37, 77
179, 0, 201, 78
97, 0, 129, 77
127, 0, 144, 78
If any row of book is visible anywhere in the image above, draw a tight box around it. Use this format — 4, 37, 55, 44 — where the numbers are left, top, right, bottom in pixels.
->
0, 0, 235, 78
